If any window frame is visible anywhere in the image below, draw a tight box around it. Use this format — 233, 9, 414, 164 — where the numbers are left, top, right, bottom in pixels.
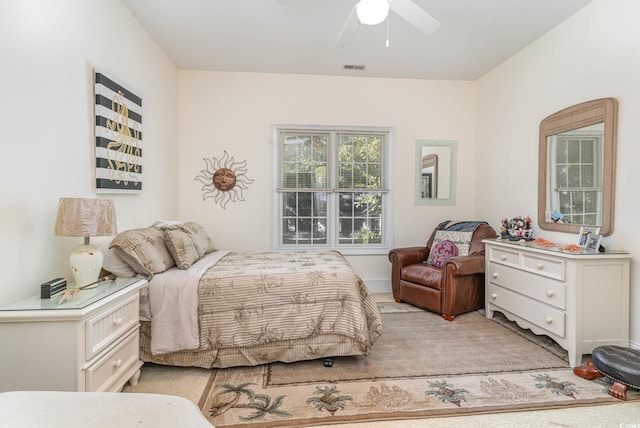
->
271, 124, 394, 255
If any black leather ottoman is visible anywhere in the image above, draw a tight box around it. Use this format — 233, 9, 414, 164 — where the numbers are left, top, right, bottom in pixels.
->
592, 345, 640, 400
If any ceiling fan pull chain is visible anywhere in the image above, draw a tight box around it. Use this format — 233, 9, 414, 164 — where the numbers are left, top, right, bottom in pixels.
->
386, 14, 390, 47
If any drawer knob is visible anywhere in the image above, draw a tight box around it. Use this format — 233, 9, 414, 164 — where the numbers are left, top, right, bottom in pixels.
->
113, 317, 123, 326
546, 290, 555, 297
537, 263, 544, 270
545, 317, 553, 324
500, 255, 507, 261
491, 293, 497, 300
113, 358, 123, 368
492, 272, 499, 279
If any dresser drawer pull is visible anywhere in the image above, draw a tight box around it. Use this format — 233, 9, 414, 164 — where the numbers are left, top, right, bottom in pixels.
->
492, 272, 499, 279
545, 317, 553, 324
546, 290, 555, 297
113, 358, 123, 369
500, 255, 507, 261
537, 263, 544, 270
112, 317, 123, 327
491, 293, 497, 300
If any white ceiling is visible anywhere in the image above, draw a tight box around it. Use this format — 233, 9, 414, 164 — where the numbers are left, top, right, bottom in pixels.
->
120, 0, 594, 80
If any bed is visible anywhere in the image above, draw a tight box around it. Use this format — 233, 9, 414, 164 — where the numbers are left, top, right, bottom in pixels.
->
103, 223, 383, 369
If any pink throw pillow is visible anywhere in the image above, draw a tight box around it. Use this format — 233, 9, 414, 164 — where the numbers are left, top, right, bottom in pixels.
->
429, 240, 458, 267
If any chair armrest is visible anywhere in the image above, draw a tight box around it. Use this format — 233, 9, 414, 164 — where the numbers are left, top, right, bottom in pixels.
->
388, 246, 429, 268
444, 253, 486, 276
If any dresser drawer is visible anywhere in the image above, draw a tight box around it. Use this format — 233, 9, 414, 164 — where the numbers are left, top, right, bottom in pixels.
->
85, 294, 139, 359
487, 263, 566, 310
85, 328, 139, 392
487, 246, 519, 268
487, 284, 565, 338
521, 253, 565, 281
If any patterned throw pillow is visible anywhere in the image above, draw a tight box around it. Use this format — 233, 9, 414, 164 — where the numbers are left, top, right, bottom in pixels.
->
163, 228, 200, 270
426, 230, 473, 265
428, 239, 459, 267
179, 222, 216, 257
109, 227, 176, 277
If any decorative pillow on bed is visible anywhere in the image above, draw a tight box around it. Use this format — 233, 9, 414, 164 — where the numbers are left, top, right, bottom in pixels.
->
425, 230, 473, 265
109, 227, 175, 277
93, 236, 137, 277
179, 222, 215, 257
163, 228, 200, 270
427, 239, 458, 267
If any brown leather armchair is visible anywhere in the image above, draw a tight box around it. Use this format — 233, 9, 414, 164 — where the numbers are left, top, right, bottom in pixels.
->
388, 222, 497, 320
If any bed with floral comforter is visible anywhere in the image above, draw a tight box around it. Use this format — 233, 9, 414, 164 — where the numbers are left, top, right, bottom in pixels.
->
138, 250, 383, 368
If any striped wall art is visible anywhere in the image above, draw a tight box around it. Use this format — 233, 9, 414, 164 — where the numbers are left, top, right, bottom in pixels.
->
95, 72, 143, 193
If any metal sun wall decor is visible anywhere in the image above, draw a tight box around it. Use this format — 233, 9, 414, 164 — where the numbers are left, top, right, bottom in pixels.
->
95, 72, 143, 193
195, 151, 254, 208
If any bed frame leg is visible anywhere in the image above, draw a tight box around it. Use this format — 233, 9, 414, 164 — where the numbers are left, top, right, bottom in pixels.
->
323, 358, 333, 367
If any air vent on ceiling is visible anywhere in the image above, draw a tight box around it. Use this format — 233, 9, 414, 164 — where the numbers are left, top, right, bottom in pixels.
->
343, 64, 366, 71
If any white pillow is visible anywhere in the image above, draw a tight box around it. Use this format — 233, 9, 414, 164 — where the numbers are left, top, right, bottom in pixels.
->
92, 236, 137, 278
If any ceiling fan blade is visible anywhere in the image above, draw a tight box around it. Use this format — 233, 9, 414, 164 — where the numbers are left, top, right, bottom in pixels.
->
335, 5, 360, 47
390, 0, 441, 34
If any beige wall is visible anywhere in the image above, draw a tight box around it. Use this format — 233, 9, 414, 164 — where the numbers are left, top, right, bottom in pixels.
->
476, 0, 640, 345
177, 71, 477, 290
0, 0, 179, 306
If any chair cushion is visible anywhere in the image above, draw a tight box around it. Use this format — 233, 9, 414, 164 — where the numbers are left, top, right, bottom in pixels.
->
401, 264, 443, 290
428, 239, 458, 267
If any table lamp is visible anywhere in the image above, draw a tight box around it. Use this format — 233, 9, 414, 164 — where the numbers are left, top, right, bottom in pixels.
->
54, 198, 117, 287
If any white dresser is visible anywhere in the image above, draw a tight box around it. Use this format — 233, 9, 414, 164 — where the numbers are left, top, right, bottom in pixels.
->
0, 278, 146, 392
483, 239, 630, 367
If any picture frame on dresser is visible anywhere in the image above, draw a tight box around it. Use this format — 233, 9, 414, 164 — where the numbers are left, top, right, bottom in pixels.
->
586, 233, 603, 252
577, 226, 600, 247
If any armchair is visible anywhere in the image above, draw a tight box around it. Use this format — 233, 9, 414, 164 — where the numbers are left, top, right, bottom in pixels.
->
388, 221, 497, 320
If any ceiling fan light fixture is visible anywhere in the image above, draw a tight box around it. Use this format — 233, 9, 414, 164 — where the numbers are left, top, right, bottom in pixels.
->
356, 0, 389, 26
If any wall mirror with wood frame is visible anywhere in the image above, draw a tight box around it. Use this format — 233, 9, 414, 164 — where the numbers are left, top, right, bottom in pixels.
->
538, 98, 618, 236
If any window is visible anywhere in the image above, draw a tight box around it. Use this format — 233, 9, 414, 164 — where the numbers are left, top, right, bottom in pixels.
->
273, 126, 393, 254
548, 129, 603, 226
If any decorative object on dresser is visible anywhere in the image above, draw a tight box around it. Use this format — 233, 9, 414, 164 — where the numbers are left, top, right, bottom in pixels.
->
54, 197, 117, 287
0, 278, 146, 392
500, 216, 534, 241
483, 238, 631, 367
389, 220, 497, 320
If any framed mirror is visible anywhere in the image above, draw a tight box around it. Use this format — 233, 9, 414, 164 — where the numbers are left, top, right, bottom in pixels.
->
538, 98, 618, 235
415, 140, 457, 206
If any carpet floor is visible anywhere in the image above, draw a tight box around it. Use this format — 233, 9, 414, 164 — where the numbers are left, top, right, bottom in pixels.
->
124, 301, 639, 427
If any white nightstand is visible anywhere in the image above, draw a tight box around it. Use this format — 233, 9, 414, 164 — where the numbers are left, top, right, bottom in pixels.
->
0, 277, 146, 392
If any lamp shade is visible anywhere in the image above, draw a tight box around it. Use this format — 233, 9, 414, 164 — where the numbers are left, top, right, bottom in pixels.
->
54, 198, 117, 238
54, 198, 117, 287
356, 0, 390, 26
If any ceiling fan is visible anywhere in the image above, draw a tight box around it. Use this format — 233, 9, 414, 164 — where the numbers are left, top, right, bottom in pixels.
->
336, 0, 441, 47
277, 0, 441, 47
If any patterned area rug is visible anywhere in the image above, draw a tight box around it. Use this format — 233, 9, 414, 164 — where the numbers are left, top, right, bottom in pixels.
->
198, 305, 638, 427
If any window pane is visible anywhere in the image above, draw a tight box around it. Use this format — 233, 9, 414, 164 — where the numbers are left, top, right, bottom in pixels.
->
281, 191, 328, 246
281, 133, 328, 189
567, 140, 580, 163
582, 139, 594, 163
339, 193, 353, 217
581, 165, 594, 187
567, 165, 580, 188
338, 134, 383, 190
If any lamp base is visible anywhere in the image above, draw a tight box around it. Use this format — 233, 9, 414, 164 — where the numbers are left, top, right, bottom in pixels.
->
69, 244, 104, 288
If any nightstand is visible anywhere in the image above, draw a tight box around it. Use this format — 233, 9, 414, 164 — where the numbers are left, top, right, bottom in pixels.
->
0, 277, 146, 392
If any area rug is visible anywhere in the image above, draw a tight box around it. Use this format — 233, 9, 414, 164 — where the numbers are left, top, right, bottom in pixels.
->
198, 308, 637, 427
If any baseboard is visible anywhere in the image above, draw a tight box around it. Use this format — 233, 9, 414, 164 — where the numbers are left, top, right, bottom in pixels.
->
363, 279, 391, 293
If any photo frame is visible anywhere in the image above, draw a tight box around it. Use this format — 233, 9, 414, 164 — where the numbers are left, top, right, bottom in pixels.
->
577, 226, 600, 247
586, 233, 602, 251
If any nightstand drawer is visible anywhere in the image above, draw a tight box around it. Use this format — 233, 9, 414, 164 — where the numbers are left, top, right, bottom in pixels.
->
85, 328, 139, 392
86, 294, 139, 359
